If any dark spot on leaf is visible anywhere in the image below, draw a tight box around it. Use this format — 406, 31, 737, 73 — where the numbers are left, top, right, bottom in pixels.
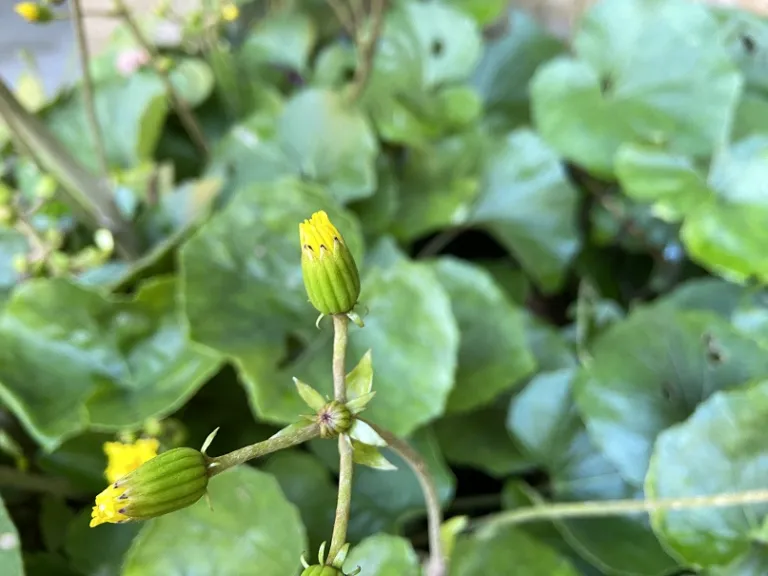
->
342, 67, 355, 82
742, 34, 757, 54
431, 38, 444, 57
660, 381, 673, 401
600, 75, 614, 94
703, 333, 725, 365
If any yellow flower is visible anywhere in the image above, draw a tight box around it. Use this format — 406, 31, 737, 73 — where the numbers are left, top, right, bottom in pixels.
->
91, 447, 209, 528
103, 438, 160, 484
299, 211, 360, 315
90, 484, 129, 527
221, 2, 239, 21
14, 2, 51, 22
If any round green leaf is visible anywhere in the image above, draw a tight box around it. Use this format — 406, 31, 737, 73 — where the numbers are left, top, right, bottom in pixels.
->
261, 450, 336, 553
472, 11, 563, 129
470, 129, 580, 292
46, 71, 169, 171
647, 380, 768, 566
169, 59, 215, 108
0, 497, 22, 576
344, 534, 420, 575
575, 306, 768, 487
122, 466, 305, 575
681, 136, 768, 284
240, 12, 317, 73
435, 405, 532, 478
531, 0, 742, 176
510, 368, 677, 575
0, 277, 220, 449
452, 524, 580, 575
278, 89, 378, 203
615, 144, 712, 220
430, 257, 534, 413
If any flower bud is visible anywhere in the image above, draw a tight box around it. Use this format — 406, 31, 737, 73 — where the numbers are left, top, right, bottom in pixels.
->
90, 447, 208, 527
14, 2, 53, 23
301, 567, 345, 576
318, 400, 352, 439
299, 211, 360, 315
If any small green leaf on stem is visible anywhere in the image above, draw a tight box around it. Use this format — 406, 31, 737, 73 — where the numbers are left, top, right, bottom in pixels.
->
346, 391, 376, 415
440, 515, 468, 561
346, 350, 373, 399
295, 377, 328, 412
349, 420, 387, 447
351, 440, 397, 471
201, 427, 219, 455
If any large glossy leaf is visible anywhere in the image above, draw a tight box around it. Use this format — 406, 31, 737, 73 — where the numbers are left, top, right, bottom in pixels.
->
647, 380, 768, 567
435, 405, 532, 478
122, 466, 305, 575
240, 12, 317, 73
452, 523, 580, 575
472, 11, 563, 129
261, 450, 336, 553
0, 497, 22, 576
278, 89, 378, 203
0, 277, 221, 449
180, 177, 362, 356
510, 368, 677, 575
430, 257, 534, 413
681, 136, 768, 283
45, 71, 168, 171
531, 0, 742, 176
470, 129, 580, 292
256, 260, 459, 436
575, 305, 768, 487
344, 534, 420, 575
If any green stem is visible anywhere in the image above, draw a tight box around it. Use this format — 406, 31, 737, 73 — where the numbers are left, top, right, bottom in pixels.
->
478, 488, 768, 534
207, 423, 320, 477
363, 419, 445, 576
70, 0, 110, 180
0, 466, 83, 497
346, 0, 387, 104
112, 0, 209, 158
332, 315, 349, 402
327, 314, 352, 564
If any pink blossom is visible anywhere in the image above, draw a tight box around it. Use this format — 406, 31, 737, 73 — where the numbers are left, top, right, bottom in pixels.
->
115, 48, 150, 77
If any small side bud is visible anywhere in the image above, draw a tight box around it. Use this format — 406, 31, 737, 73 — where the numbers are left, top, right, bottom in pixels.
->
317, 400, 352, 439
90, 447, 208, 527
299, 211, 360, 316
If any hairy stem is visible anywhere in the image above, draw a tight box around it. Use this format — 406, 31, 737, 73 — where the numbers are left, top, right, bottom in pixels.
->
328, 314, 352, 563
363, 419, 445, 576
479, 488, 768, 533
112, 0, 209, 158
70, 0, 110, 180
207, 423, 320, 477
332, 315, 349, 402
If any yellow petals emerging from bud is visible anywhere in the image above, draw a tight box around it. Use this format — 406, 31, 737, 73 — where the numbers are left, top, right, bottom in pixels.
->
91, 447, 208, 528
104, 438, 160, 484
14, 2, 52, 22
299, 211, 360, 315
221, 2, 239, 21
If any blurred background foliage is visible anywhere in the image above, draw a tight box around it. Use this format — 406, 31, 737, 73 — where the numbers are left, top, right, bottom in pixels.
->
2, 0, 768, 574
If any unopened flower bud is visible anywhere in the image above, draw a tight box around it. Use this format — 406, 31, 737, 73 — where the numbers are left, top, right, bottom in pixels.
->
317, 400, 352, 439
90, 447, 208, 527
14, 2, 53, 23
299, 211, 360, 315
301, 567, 345, 576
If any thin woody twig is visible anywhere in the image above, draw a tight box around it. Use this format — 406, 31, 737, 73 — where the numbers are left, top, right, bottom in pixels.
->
346, 0, 386, 103
70, 0, 110, 180
112, 0, 209, 158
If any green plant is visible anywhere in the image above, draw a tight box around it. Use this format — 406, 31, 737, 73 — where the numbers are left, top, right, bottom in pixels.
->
3, 0, 768, 574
